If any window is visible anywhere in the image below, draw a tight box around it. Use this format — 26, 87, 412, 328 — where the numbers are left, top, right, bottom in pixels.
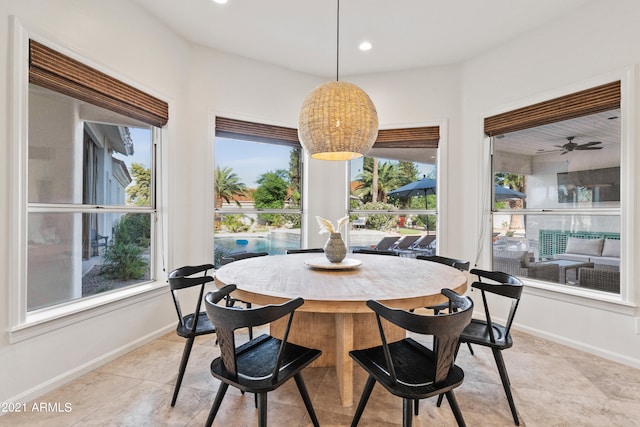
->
488, 81, 622, 295
349, 126, 439, 256
214, 117, 302, 267
28, 87, 157, 311
12, 38, 166, 325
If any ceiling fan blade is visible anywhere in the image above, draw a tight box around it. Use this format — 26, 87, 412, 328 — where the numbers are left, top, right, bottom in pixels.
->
578, 141, 602, 147
537, 149, 563, 153
575, 146, 603, 150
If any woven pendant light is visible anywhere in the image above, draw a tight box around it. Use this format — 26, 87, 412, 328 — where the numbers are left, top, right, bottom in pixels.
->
298, 0, 378, 161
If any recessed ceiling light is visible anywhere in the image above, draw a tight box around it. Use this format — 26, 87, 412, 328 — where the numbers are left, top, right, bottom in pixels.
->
213, 0, 228, 4
359, 41, 372, 51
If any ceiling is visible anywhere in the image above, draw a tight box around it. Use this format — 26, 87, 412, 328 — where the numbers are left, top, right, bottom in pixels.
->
495, 110, 621, 157
131, 0, 618, 162
132, 0, 592, 78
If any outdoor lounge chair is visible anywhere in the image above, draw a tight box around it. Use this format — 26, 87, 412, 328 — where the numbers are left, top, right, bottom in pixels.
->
410, 235, 436, 255
352, 217, 367, 229
372, 236, 400, 251
392, 235, 422, 254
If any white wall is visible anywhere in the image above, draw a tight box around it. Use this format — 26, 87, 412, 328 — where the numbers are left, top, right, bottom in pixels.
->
459, 0, 640, 365
0, 0, 191, 403
2, 0, 639, 405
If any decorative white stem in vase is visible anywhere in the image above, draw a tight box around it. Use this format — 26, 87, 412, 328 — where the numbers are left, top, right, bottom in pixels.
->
316, 216, 348, 263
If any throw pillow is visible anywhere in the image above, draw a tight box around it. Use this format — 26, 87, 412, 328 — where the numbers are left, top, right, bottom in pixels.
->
564, 237, 604, 256
601, 238, 621, 257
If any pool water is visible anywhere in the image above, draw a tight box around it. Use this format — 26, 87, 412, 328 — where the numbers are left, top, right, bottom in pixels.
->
215, 236, 299, 255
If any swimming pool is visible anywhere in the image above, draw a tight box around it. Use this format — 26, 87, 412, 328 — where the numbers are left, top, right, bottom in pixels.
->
215, 235, 300, 255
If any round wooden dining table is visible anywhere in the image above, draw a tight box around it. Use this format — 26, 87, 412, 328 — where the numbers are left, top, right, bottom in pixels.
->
214, 252, 469, 407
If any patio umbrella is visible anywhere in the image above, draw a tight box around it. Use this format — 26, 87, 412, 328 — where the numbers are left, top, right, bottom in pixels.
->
387, 177, 437, 199
387, 177, 437, 215
494, 185, 526, 201
387, 177, 526, 203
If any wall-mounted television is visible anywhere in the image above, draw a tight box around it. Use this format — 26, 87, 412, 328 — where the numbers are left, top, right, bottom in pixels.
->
557, 167, 620, 203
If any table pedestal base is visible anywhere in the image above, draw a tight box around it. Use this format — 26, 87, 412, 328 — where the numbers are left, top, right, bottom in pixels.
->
271, 311, 405, 407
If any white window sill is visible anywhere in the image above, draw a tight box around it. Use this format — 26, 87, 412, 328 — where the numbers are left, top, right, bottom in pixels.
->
9, 280, 167, 343
522, 278, 637, 315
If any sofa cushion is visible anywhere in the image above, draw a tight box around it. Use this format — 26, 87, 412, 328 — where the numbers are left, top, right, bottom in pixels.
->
601, 239, 620, 258
493, 250, 530, 267
554, 253, 591, 263
564, 237, 604, 256
592, 257, 620, 270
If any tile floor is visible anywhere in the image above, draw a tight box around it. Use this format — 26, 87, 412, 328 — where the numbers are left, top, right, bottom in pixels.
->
2, 327, 640, 426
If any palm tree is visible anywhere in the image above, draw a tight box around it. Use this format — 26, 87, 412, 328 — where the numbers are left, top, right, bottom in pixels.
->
496, 172, 525, 231
215, 166, 247, 208
372, 157, 379, 202
355, 159, 400, 203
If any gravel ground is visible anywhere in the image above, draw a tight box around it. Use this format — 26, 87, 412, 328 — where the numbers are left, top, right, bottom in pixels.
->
82, 265, 151, 296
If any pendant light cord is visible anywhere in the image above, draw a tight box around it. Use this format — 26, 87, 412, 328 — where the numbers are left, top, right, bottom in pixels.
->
336, 0, 340, 82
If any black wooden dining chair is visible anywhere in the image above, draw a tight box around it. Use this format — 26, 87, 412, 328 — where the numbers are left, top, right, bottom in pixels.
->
286, 248, 324, 254
352, 248, 399, 256
219, 251, 269, 265
168, 264, 216, 407
204, 285, 322, 427
413, 255, 470, 319
218, 251, 269, 339
416, 255, 470, 273
416, 255, 471, 315
350, 289, 474, 427
446, 268, 524, 425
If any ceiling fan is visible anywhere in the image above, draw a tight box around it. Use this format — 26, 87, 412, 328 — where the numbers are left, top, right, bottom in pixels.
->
538, 136, 603, 155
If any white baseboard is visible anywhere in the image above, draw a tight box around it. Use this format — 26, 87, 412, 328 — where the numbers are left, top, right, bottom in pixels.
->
514, 323, 640, 369
2, 324, 174, 407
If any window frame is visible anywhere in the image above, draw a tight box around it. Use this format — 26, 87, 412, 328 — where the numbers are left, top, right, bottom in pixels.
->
8, 24, 167, 341
347, 123, 445, 253
483, 68, 635, 307
213, 116, 305, 262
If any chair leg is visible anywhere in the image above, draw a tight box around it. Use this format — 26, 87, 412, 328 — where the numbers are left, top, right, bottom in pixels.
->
492, 348, 519, 426
256, 392, 268, 427
294, 373, 320, 427
445, 390, 466, 427
205, 382, 229, 427
414, 398, 419, 415
466, 342, 474, 355
246, 302, 253, 340
402, 398, 414, 427
351, 375, 376, 427
436, 340, 461, 407
171, 337, 195, 406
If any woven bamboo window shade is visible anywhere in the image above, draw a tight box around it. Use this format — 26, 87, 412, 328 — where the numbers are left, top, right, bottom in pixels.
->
373, 126, 440, 148
29, 40, 168, 127
484, 81, 620, 136
216, 118, 438, 151
215, 117, 301, 148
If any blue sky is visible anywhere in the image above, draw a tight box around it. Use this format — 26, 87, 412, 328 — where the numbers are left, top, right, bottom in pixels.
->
350, 158, 436, 181
215, 137, 294, 187
113, 127, 152, 170
215, 136, 436, 188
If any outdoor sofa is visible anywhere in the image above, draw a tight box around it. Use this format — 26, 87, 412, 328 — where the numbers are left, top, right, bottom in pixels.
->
553, 237, 620, 271
493, 250, 559, 282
